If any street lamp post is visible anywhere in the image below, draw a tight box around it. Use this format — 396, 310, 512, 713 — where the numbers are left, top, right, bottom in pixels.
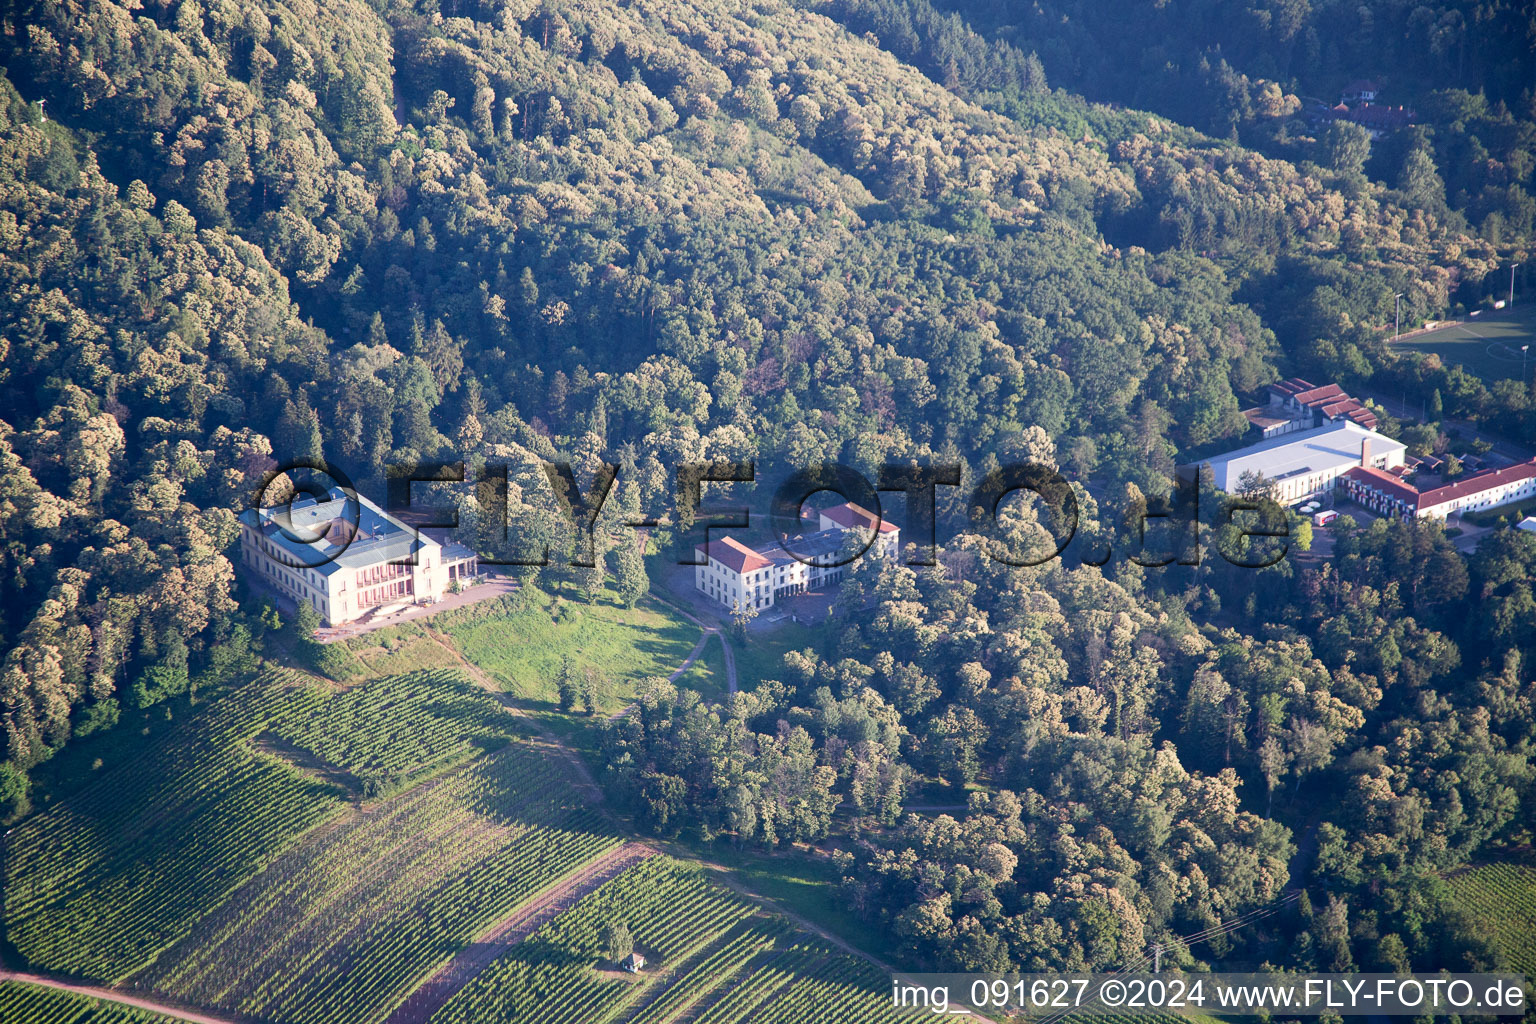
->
1524, 344, 1530, 388
1395, 292, 1403, 339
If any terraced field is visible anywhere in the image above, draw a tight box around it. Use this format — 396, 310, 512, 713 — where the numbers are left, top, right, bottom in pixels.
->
0, 980, 189, 1024
1, 672, 347, 982
427, 857, 910, 1024
1447, 861, 1536, 976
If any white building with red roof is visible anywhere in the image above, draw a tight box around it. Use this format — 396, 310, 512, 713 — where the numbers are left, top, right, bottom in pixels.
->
1342, 458, 1536, 521
693, 502, 900, 612
1244, 377, 1378, 438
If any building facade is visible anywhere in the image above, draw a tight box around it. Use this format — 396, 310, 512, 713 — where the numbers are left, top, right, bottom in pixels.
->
1341, 459, 1536, 521
239, 489, 479, 625
1242, 378, 1377, 439
1200, 420, 1407, 504
693, 502, 900, 612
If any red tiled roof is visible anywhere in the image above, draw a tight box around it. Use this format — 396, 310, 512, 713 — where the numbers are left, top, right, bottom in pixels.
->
1294, 383, 1346, 405
1347, 407, 1378, 428
1418, 460, 1536, 510
695, 536, 772, 573
1344, 466, 1420, 506
1350, 103, 1416, 129
1346, 459, 1536, 512
822, 501, 898, 534
1268, 377, 1316, 397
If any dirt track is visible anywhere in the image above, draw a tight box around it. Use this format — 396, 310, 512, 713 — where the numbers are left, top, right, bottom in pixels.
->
381, 841, 659, 1024
0, 963, 236, 1024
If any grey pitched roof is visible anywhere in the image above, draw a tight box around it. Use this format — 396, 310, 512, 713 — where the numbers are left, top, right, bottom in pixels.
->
239, 489, 438, 574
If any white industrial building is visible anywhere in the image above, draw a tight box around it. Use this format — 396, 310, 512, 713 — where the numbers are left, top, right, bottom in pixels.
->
239, 488, 478, 625
1199, 420, 1407, 502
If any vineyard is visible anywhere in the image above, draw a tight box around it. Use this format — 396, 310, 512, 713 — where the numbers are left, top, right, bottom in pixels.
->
5, 663, 943, 1024
0, 981, 184, 1024
268, 668, 527, 792
1, 671, 347, 982
1447, 861, 1536, 976
135, 713, 620, 1024
427, 856, 912, 1024
2, 662, 629, 1024
691, 940, 913, 1024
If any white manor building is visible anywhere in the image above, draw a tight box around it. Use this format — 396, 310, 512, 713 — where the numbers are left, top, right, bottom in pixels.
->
694, 502, 900, 612
239, 489, 478, 625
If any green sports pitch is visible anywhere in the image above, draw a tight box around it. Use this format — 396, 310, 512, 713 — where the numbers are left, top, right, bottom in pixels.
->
1392, 306, 1536, 384
1400, 308, 1536, 383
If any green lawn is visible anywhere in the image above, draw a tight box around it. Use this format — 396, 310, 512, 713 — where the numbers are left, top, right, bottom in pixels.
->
732, 626, 828, 689
703, 846, 900, 963
1394, 307, 1536, 384
676, 631, 727, 695
343, 629, 455, 678
444, 587, 705, 713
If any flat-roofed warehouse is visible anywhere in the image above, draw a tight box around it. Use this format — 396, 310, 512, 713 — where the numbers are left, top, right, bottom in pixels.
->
1199, 420, 1407, 502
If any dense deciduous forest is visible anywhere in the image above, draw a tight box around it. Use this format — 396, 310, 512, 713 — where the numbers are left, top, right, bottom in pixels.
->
1, 0, 1534, 984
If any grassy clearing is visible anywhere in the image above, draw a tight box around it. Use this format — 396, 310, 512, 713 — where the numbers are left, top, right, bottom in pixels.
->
731, 627, 828, 690
443, 588, 702, 713
675, 632, 727, 695
702, 846, 899, 963
344, 631, 458, 678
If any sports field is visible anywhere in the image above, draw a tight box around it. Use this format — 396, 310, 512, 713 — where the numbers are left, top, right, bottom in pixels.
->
1393, 306, 1536, 384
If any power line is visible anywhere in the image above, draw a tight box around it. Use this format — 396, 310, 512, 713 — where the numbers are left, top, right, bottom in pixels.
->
1029, 890, 1304, 1024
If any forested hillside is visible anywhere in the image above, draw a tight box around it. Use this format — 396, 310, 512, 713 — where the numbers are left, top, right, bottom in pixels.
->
1, 0, 1534, 989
